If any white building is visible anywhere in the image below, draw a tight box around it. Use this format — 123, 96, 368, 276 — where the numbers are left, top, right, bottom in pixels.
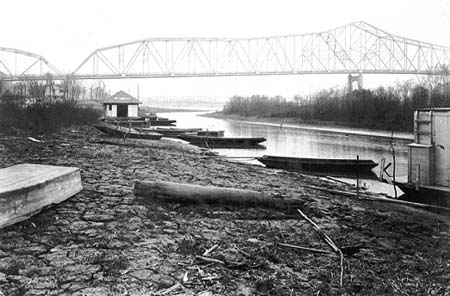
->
45, 84, 65, 100
102, 90, 142, 118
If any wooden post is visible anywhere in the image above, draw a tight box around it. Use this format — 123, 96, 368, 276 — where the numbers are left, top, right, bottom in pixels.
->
390, 131, 398, 199
356, 155, 360, 199
415, 164, 421, 190
379, 158, 386, 181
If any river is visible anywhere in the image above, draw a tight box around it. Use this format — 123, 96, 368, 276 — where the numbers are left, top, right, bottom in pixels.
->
158, 111, 413, 196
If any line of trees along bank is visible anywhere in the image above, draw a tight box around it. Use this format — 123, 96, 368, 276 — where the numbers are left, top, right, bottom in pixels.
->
0, 99, 100, 135
223, 82, 450, 132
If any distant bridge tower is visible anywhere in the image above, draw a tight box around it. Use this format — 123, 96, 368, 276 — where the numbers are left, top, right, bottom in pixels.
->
347, 74, 364, 91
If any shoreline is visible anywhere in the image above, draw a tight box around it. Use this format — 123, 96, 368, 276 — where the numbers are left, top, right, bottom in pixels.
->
203, 111, 414, 141
0, 126, 448, 295
142, 106, 216, 113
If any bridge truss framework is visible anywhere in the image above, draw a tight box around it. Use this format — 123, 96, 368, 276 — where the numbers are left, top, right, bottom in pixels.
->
1, 21, 450, 82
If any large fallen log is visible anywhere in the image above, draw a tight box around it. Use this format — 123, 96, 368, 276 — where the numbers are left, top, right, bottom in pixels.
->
134, 181, 303, 208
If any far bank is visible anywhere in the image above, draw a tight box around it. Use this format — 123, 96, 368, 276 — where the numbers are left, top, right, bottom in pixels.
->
202, 111, 413, 141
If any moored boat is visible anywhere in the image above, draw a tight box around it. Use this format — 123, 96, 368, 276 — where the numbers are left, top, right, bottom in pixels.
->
148, 117, 177, 126
102, 116, 177, 127
395, 182, 450, 208
195, 130, 225, 137
95, 122, 163, 140
178, 134, 266, 148
257, 155, 378, 177
141, 127, 202, 137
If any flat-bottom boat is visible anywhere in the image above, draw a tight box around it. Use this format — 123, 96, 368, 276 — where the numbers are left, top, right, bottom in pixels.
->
395, 182, 450, 208
102, 116, 176, 127
257, 155, 378, 177
148, 118, 176, 126
95, 123, 163, 140
178, 134, 266, 148
141, 127, 202, 137
195, 130, 225, 137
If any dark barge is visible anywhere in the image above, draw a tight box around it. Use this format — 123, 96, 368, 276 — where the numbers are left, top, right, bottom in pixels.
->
257, 155, 378, 177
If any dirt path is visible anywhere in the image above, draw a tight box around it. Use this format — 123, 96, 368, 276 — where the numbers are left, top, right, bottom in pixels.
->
0, 126, 448, 295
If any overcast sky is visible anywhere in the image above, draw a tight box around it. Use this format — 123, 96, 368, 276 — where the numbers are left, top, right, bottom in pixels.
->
2, 0, 450, 98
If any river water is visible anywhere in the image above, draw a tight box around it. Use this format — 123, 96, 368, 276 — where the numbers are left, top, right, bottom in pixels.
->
158, 111, 413, 196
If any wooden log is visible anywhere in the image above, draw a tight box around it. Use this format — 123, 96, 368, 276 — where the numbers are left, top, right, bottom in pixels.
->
134, 181, 302, 208
0, 164, 82, 229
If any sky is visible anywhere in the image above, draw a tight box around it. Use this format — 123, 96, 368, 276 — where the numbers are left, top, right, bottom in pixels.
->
2, 0, 450, 99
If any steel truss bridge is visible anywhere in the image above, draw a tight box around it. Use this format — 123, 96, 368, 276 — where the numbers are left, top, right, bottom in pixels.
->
1, 21, 450, 82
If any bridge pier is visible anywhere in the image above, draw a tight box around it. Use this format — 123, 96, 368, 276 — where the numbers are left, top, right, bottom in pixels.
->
347, 74, 363, 91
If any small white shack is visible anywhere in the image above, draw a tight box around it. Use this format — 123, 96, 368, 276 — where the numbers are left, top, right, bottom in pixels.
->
102, 90, 142, 118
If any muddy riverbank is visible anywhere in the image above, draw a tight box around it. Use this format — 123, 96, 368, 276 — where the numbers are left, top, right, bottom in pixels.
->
0, 126, 449, 295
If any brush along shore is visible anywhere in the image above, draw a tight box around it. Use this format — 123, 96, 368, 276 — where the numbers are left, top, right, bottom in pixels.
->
0, 126, 449, 296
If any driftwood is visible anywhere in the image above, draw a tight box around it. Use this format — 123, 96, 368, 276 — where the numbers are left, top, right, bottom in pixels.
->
297, 209, 344, 287
195, 255, 225, 265
277, 242, 335, 255
203, 244, 219, 256
134, 181, 303, 209
89, 139, 144, 148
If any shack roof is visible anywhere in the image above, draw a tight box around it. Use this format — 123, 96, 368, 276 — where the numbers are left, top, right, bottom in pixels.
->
416, 107, 450, 112
102, 90, 142, 104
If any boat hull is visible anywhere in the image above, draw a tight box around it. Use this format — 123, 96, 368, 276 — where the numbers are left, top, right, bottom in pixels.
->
257, 155, 378, 177
147, 120, 176, 126
102, 117, 177, 127
178, 135, 266, 148
395, 182, 450, 208
141, 127, 202, 137
95, 124, 163, 140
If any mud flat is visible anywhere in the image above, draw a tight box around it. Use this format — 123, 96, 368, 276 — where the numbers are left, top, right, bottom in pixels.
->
0, 126, 448, 295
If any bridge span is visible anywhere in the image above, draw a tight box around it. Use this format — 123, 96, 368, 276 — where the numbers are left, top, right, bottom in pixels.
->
1, 21, 449, 82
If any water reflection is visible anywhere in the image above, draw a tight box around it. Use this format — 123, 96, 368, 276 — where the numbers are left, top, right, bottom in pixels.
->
159, 111, 411, 195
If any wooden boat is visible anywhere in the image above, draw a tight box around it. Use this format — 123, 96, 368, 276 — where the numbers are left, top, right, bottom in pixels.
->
102, 116, 176, 127
95, 122, 163, 140
257, 155, 378, 176
142, 116, 176, 126
395, 182, 450, 208
0, 164, 82, 229
178, 134, 266, 148
148, 118, 176, 126
195, 130, 225, 137
141, 127, 202, 137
